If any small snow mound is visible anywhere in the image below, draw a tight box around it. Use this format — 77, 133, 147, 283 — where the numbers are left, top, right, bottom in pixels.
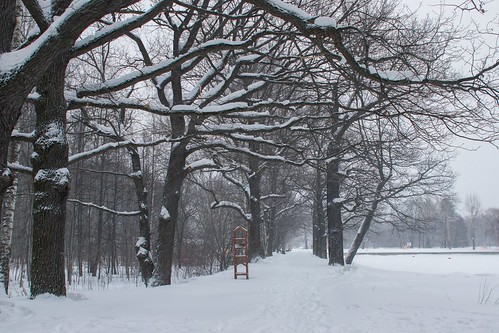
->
0, 300, 34, 322
66, 293, 87, 301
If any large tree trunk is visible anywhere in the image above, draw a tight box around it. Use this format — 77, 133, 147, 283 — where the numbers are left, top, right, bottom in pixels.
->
153, 140, 187, 286
152, 45, 188, 285
326, 144, 344, 266
30, 57, 70, 298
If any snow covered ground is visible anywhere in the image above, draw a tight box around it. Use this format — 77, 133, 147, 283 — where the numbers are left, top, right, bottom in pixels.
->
1, 249, 498, 333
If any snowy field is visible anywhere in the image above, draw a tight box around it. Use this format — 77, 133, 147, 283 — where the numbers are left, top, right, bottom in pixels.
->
1, 249, 499, 333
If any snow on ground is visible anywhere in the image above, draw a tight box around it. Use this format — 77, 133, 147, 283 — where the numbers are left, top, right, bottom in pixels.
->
1, 249, 498, 333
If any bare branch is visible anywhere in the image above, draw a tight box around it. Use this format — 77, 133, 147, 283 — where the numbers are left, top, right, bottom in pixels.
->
68, 199, 140, 216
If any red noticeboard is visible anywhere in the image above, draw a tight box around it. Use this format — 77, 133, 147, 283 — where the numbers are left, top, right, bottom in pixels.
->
232, 226, 249, 279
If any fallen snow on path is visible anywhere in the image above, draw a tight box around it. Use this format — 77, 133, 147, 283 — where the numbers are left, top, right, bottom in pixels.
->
1, 250, 498, 333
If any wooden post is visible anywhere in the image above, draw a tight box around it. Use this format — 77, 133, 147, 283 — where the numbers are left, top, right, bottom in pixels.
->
233, 226, 249, 279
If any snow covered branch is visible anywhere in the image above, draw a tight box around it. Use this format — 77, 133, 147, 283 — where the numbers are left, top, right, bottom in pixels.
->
11, 130, 35, 143
68, 199, 140, 216
211, 200, 252, 222
70, 0, 172, 57
77, 38, 261, 98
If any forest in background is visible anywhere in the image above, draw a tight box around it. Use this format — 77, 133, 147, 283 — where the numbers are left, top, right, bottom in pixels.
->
1, 0, 498, 298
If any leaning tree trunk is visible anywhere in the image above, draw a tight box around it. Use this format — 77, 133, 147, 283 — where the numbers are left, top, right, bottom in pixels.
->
326, 145, 344, 266
345, 201, 379, 265
345, 174, 386, 264
30, 57, 70, 298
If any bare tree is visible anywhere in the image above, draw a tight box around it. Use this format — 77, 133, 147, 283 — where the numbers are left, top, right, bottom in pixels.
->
465, 193, 482, 250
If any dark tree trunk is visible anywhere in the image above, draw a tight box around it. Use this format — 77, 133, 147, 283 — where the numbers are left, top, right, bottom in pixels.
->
326, 144, 344, 266
265, 168, 278, 257
153, 139, 187, 286
0, 0, 16, 54
0, 0, 18, 211
345, 203, 378, 265
175, 209, 187, 269
128, 145, 154, 285
265, 210, 276, 257
90, 159, 105, 277
247, 141, 264, 260
30, 57, 70, 298
153, 57, 188, 286
313, 163, 327, 259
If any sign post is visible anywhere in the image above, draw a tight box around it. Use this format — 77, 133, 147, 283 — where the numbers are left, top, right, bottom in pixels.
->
232, 226, 249, 279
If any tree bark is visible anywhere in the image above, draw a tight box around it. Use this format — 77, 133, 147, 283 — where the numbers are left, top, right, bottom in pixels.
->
326, 143, 344, 266
313, 162, 327, 259
152, 56, 188, 285
153, 139, 187, 286
0, 0, 16, 54
345, 201, 379, 265
128, 145, 154, 285
0, 142, 20, 295
247, 141, 264, 260
90, 156, 106, 277
0, 1, 21, 295
30, 56, 70, 298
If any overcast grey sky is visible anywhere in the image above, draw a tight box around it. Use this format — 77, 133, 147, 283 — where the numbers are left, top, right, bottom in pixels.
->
454, 143, 499, 211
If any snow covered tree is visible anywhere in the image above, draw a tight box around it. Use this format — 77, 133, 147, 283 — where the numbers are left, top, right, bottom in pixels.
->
343, 115, 454, 264
1, 0, 176, 297
0, 0, 141, 218
243, 0, 498, 266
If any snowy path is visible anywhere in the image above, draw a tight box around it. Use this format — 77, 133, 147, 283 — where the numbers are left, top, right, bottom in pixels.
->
1, 250, 499, 333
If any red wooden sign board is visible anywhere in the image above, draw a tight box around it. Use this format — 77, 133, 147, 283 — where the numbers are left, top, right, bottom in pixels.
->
233, 226, 249, 279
